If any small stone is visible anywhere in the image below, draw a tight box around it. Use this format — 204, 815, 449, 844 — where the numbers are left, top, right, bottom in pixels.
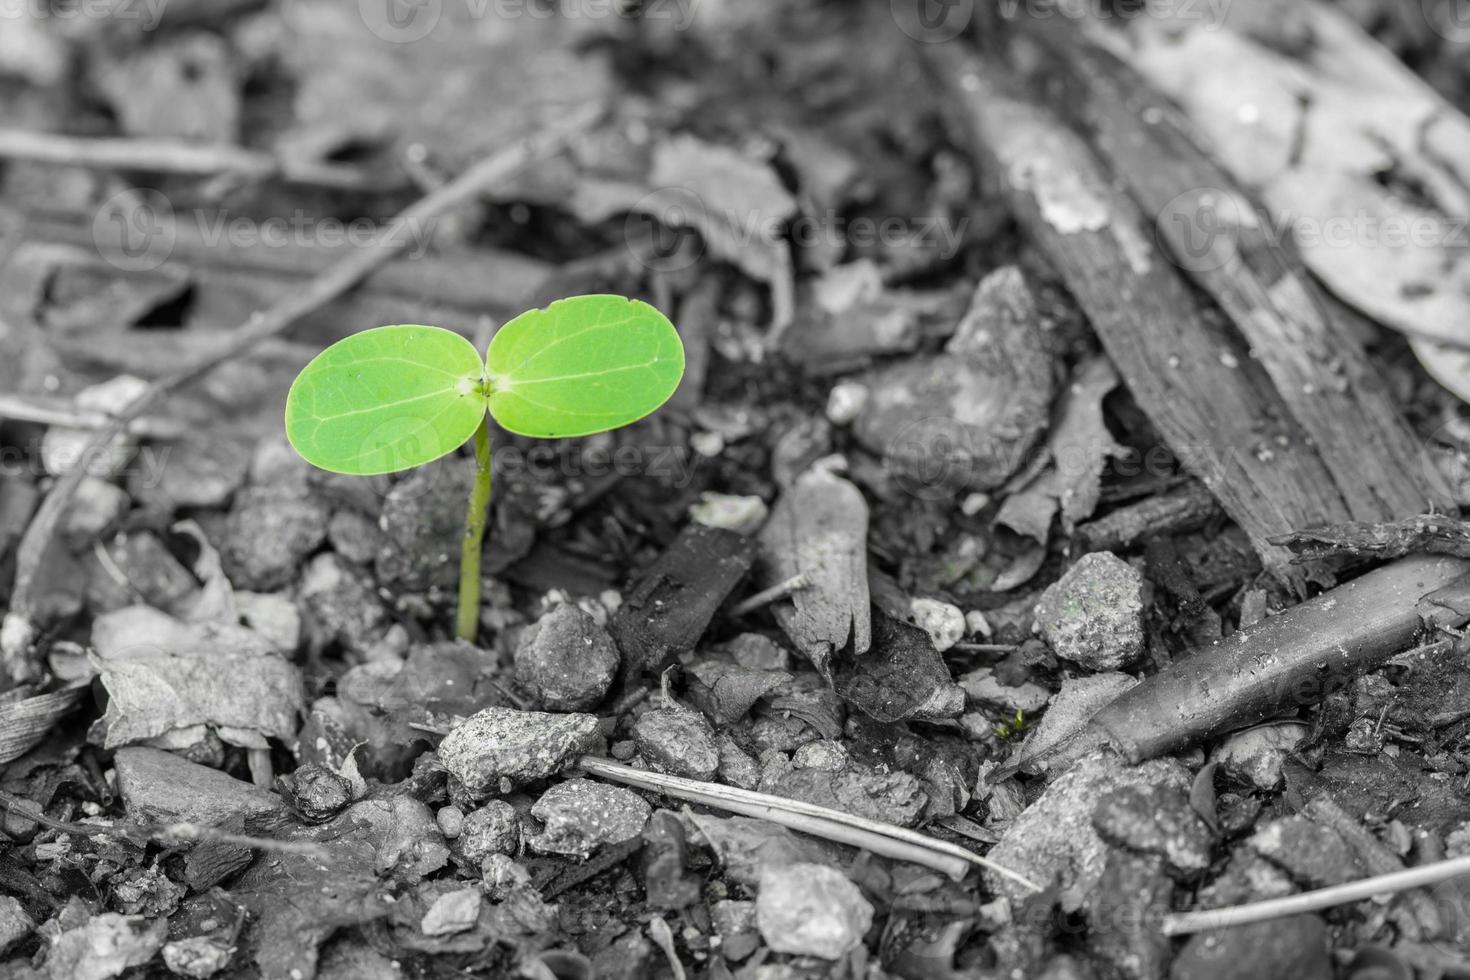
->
438, 707, 601, 796
910, 598, 965, 652
633, 708, 720, 780
1212, 723, 1307, 791
326, 508, 384, 566
375, 458, 474, 591
436, 806, 465, 839
724, 633, 791, 671
959, 667, 1050, 714
1092, 783, 1213, 874
965, 608, 993, 637
455, 802, 520, 863
136, 438, 248, 511
1033, 552, 1145, 670
298, 553, 388, 656
759, 756, 926, 828
717, 736, 761, 790
420, 888, 481, 937
63, 477, 127, 550
825, 381, 868, 425
641, 810, 700, 910
514, 605, 620, 712
755, 863, 873, 960
279, 763, 354, 824
115, 747, 286, 831
712, 899, 759, 962
1170, 915, 1331, 980
1247, 816, 1363, 888
527, 779, 651, 856
46, 913, 167, 980
221, 486, 329, 591
0, 896, 34, 956
1089, 851, 1171, 980
689, 493, 769, 535
791, 740, 848, 772
985, 751, 1190, 906
234, 592, 301, 653
479, 854, 531, 900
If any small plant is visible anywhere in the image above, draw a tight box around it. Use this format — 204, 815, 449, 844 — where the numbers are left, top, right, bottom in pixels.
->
285, 294, 685, 641
994, 708, 1028, 741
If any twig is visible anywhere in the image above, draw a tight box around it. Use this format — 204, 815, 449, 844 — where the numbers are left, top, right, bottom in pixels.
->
0, 789, 326, 858
0, 394, 186, 439
1161, 854, 1470, 936
0, 103, 604, 679
0, 127, 385, 191
730, 573, 809, 617
577, 755, 1041, 890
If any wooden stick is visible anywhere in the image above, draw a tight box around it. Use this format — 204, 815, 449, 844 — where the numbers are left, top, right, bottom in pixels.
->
0, 104, 603, 679
1162, 854, 1470, 936
928, 45, 1352, 585
578, 755, 1041, 890
0, 127, 386, 191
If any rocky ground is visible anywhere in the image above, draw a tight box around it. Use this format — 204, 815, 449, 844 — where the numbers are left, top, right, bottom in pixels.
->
4, 2, 1470, 979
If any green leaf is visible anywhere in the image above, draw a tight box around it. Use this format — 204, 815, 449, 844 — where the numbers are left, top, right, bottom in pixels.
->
285, 324, 487, 476
485, 294, 685, 439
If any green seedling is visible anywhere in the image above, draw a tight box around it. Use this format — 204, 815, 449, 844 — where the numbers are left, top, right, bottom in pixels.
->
284, 294, 685, 641
994, 708, 1028, 741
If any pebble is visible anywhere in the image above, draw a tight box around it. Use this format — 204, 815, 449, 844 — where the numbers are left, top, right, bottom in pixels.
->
526, 778, 651, 857
438, 707, 601, 796
327, 508, 386, 566
513, 604, 620, 712
46, 913, 167, 980
716, 736, 762, 790
688, 492, 769, 535
1033, 552, 1145, 670
791, 740, 848, 772
220, 486, 329, 591
63, 476, 128, 550
910, 598, 966, 651
436, 806, 464, 839
825, 381, 869, 425
135, 437, 248, 511
712, 899, 759, 962
0, 896, 33, 956
454, 801, 521, 863
755, 863, 873, 960
759, 756, 926, 828
114, 747, 286, 830
985, 751, 1190, 906
1092, 783, 1212, 874
420, 888, 481, 937
1212, 722, 1307, 791
959, 667, 1050, 714
1089, 851, 1171, 980
298, 553, 388, 656
374, 458, 474, 592
1247, 816, 1363, 888
1170, 915, 1331, 980
279, 763, 354, 824
633, 708, 720, 780
641, 810, 701, 910
234, 592, 302, 654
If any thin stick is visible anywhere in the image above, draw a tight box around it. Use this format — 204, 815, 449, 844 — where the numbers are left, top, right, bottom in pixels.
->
578, 755, 1041, 890
730, 574, 810, 617
0, 127, 382, 191
1161, 854, 1470, 936
457, 415, 492, 642
0, 103, 603, 677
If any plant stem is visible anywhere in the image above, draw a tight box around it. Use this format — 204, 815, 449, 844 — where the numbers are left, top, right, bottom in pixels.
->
457, 416, 492, 642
